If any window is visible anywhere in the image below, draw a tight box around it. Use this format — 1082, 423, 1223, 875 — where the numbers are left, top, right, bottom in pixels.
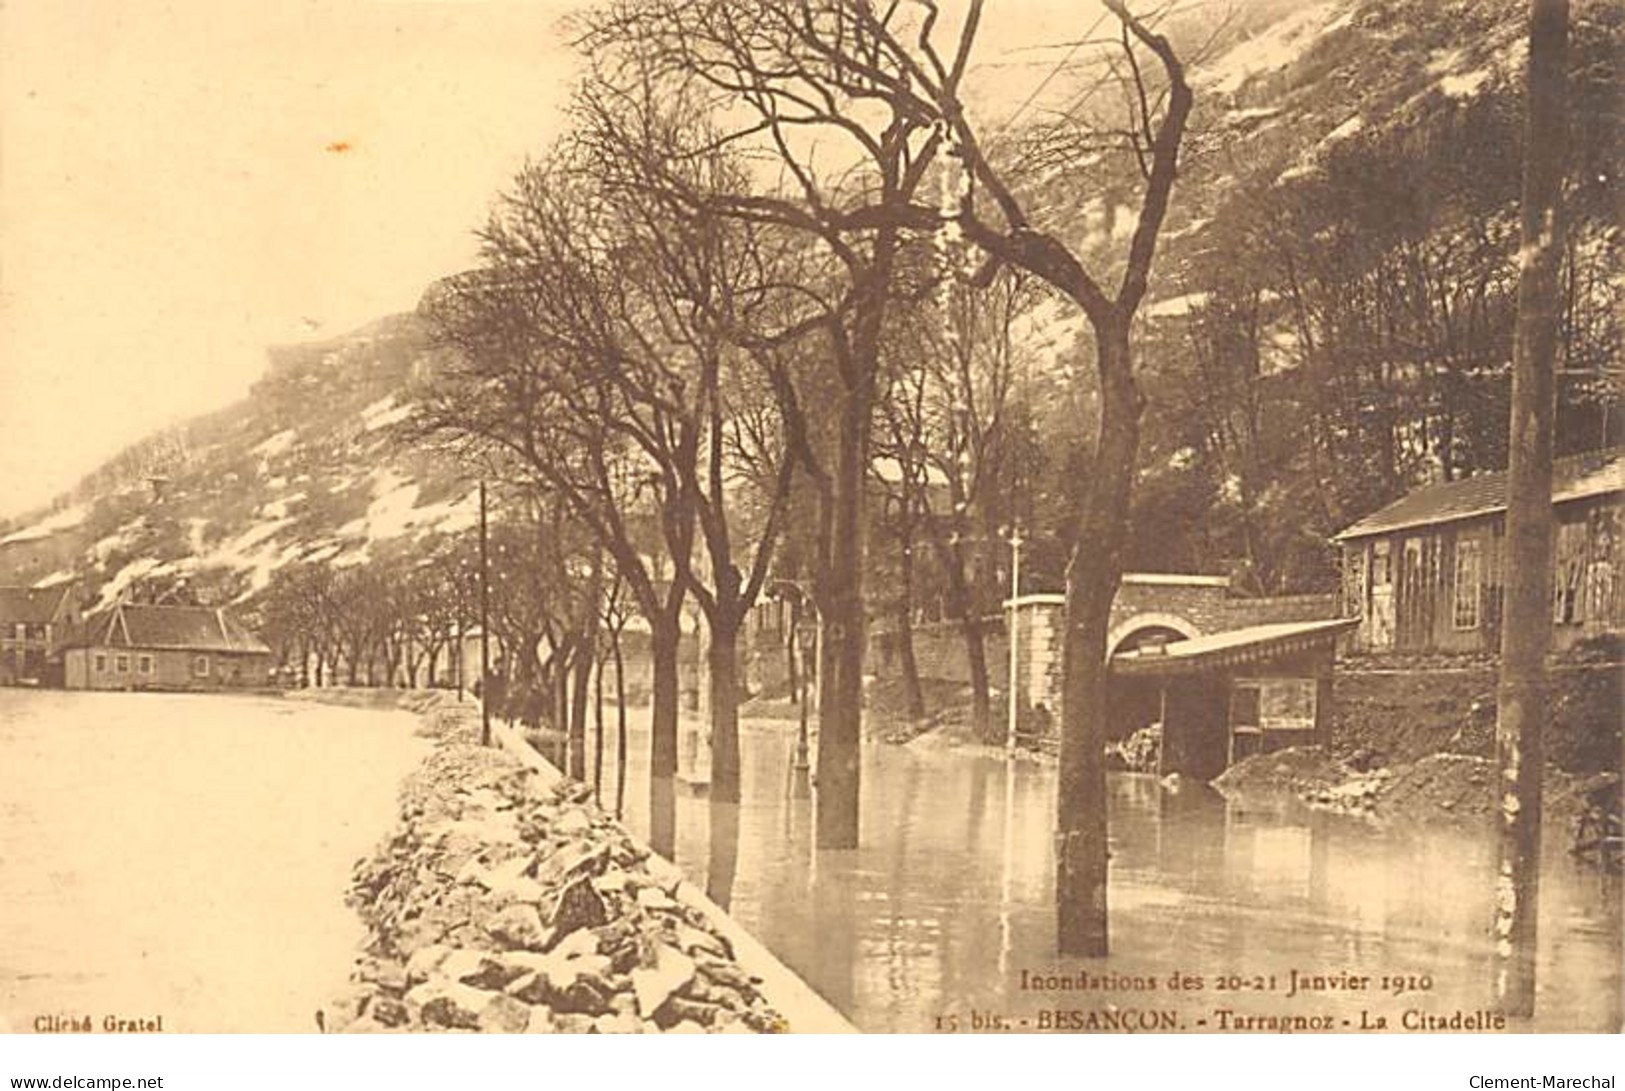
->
94, 654, 107, 673
115, 654, 129, 673
1260, 679, 1317, 731
193, 655, 210, 678
138, 654, 154, 675
1343, 547, 1367, 619
1553, 521, 1587, 625
1584, 508, 1619, 627
1453, 538, 1482, 630
1371, 540, 1392, 586
1235, 678, 1318, 732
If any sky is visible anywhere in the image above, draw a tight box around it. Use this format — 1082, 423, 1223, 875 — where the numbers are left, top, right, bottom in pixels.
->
0, 0, 582, 518
0, 0, 1235, 521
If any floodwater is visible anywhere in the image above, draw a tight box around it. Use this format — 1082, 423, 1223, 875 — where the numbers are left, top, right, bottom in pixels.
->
594, 715, 1622, 1034
0, 690, 427, 1033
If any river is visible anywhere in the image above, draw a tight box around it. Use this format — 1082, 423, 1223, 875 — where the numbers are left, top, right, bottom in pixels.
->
0, 690, 426, 1033
593, 714, 1621, 1033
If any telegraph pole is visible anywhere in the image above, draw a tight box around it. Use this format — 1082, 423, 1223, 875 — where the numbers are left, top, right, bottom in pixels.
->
479, 480, 492, 748
1493, 0, 1568, 1018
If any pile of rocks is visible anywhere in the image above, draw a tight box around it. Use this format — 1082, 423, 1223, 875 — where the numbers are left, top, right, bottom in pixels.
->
1302, 768, 1394, 817
327, 726, 785, 1034
1212, 745, 1355, 802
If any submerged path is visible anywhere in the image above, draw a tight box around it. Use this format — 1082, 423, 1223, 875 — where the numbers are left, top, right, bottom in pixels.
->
0, 690, 426, 1032
604, 714, 1622, 1033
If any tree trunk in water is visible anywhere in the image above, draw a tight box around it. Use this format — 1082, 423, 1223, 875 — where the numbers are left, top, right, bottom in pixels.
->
896, 545, 926, 720
613, 634, 629, 820
816, 396, 870, 849
934, 537, 989, 740
592, 655, 605, 801
454, 622, 464, 699
571, 561, 601, 782
569, 641, 591, 781
962, 615, 993, 743
1057, 319, 1141, 958
1494, 0, 1567, 1019
649, 615, 681, 779
554, 653, 570, 734
709, 621, 742, 804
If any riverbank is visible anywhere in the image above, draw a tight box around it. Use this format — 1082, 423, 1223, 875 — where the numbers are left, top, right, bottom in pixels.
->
1213, 744, 1616, 842
326, 692, 842, 1033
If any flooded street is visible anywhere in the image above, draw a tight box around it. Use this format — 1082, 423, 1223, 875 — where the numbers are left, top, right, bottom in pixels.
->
598, 716, 1621, 1033
0, 690, 426, 1032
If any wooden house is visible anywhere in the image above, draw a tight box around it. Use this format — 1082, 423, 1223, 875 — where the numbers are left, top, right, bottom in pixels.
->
64, 603, 273, 691
0, 583, 79, 686
1334, 447, 1624, 656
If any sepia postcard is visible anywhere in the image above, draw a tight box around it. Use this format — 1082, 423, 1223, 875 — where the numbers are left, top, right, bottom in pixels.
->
1, 0, 1619, 1041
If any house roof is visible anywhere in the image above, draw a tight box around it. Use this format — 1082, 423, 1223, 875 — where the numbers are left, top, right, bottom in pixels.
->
1334, 447, 1625, 542
79, 604, 271, 655
0, 584, 72, 625
1109, 618, 1357, 678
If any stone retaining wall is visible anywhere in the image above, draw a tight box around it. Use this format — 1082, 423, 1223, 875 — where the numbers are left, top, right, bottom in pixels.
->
326, 693, 854, 1034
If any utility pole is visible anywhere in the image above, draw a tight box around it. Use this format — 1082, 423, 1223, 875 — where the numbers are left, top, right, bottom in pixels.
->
479, 480, 492, 748
1006, 526, 1023, 756
1494, 0, 1568, 1019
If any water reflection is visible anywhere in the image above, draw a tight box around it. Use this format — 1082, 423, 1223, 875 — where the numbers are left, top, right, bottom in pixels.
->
591, 715, 1621, 1033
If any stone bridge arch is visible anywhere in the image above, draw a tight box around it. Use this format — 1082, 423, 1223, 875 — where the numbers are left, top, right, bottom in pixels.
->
1104, 573, 1230, 655
1106, 611, 1203, 656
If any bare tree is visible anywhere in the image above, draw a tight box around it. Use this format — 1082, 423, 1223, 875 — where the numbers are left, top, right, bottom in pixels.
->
586, 0, 1191, 946
886, 270, 1037, 741
420, 247, 697, 796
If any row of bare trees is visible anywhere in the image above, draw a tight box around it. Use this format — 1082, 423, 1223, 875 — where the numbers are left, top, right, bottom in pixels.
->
415, 0, 1195, 956
256, 546, 476, 689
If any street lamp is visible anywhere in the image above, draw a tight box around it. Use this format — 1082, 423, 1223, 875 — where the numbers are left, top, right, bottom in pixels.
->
791, 608, 820, 798
771, 579, 818, 799
1002, 524, 1024, 757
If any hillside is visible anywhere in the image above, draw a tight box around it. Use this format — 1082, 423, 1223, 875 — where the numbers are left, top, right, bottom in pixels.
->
0, 309, 476, 614
1, 0, 1615, 616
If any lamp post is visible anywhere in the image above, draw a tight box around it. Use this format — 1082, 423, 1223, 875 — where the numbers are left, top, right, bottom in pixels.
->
1005, 525, 1024, 757
771, 579, 818, 799
791, 605, 819, 798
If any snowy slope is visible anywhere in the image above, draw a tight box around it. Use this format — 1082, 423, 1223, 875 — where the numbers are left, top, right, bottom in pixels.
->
0, 310, 479, 610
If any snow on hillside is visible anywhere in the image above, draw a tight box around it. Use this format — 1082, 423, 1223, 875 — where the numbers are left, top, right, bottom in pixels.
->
0, 310, 475, 611
0, 503, 89, 546
1195, 1, 1354, 96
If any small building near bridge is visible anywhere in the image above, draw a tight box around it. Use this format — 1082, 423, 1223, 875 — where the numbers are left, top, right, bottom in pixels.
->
1109, 618, 1358, 781
64, 603, 273, 692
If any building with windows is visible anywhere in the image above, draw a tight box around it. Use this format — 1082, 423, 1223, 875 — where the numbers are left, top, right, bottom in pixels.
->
0, 583, 79, 686
63, 602, 273, 691
1334, 447, 1624, 656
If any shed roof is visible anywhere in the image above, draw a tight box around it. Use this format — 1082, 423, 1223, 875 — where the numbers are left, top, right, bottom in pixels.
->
80, 604, 271, 655
0, 584, 72, 625
1109, 618, 1357, 678
1334, 447, 1624, 542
